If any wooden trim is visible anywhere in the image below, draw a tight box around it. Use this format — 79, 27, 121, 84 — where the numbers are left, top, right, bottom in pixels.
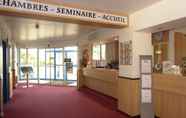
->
118, 76, 140, 80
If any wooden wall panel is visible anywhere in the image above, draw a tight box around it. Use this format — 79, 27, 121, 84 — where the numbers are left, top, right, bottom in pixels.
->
174, 32, 186, 65
175, 32, 183, 65
118, 78, 140, 117
162, 31, 169, 61
82, 68, 118, 99
153, 90, 163, 117
153, 73, 186, 118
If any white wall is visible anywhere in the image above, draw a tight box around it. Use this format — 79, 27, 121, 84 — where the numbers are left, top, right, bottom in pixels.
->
118, 0, 186, 78
119, 15, 153, 78
132, 0, 186, 31
87, 16, 153, 78
71, 0, 186, 78
0, 17, 11, 41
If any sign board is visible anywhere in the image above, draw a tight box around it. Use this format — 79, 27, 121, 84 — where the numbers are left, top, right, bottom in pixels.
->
0, 0, 128, 27
20, 66, 33, 74
64, 58, 71, 63
140, 55, 154, 118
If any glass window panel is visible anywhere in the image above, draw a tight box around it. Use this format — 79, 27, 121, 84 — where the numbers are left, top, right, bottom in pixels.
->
93, 45, 101, 60
56, 52, 63, 65
19, 47, 78, 82
46, 65, 55, 80
39, 49, 45, 79
20, 48, 27, 80
46, 49, 54, 80
46, 51, 54, 65
101, 44, 106, 60
65, 52, 77, 65
67, 66, 77, 81
27, 49, 37, 79
56, 66, 63, 80
64, 46, 78, 51
55, 48, 63, 51
20, 48, 27, 65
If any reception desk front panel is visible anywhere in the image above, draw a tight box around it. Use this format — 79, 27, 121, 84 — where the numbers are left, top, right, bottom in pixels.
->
82, 68, 118, 99
153, 73, 186, 118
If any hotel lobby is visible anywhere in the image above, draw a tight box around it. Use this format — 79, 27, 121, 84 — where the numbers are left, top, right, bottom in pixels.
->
0, 0, 186, 118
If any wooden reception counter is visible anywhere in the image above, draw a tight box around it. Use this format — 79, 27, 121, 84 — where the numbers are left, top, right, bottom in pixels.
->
152, 73, 186, 118
78, 69, 186, 117
82, 68, 118, 99
80, 68, 140, 117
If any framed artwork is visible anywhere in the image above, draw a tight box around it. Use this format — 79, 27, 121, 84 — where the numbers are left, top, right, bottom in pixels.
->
120, 40, 132, 65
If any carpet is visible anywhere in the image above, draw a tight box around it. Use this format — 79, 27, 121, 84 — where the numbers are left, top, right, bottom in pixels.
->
4, 85, 130, 118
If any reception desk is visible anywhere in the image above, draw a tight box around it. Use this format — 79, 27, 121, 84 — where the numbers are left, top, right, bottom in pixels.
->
153, 73, 186, 118
117, 77, 140, 117
82, 68, 118, 99
78, 69, 186, 117
79, 68, 140, 117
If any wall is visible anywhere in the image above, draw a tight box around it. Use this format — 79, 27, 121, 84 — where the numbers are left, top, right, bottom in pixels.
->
132, 0, 186, 31
16, 35, 88, 48
105, 0, 186, 78
88, 16, 153, 78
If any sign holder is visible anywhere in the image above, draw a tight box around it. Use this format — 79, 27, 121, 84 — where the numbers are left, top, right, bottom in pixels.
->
140, 55, 154, 118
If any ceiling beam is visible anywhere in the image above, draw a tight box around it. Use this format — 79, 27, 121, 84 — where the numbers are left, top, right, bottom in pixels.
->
0, 0, 128, 28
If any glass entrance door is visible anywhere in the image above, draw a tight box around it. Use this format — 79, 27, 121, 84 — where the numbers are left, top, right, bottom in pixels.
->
46, 48, 64, 81
46, 49, 55, 81
55, 48, 64, 80
64, 47, 78, 81
19, 47, 78, 85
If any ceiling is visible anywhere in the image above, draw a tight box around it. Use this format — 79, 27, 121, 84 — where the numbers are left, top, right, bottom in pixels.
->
2, 16, 99, 41
141, 17, 186, 33
61, 0, 161, 14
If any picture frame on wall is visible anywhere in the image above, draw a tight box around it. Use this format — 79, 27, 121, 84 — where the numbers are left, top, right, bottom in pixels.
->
120, 40, 132, 65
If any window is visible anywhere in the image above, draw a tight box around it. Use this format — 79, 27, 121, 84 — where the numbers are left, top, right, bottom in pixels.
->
27, 48, 38, 79
18, 47, 78, 81
39, 49, 45, 79
92, 44, 106, 60
101, 44, 106, 60
20, 49, 27, 80
20, 48, 27, 65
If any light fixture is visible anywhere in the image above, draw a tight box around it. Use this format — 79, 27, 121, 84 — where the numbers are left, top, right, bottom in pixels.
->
114, 36, 119, 40
35, 23, 39, 29
155, 50, 162, 54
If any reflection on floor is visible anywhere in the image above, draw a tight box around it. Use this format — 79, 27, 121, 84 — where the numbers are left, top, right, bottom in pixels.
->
4, 85, 130, 118
18, 80, 77, 87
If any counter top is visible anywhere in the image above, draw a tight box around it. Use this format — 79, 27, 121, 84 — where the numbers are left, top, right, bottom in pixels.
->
84, 67, 118, 72
153, 73, 186, 79
83, 68, 118, 82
